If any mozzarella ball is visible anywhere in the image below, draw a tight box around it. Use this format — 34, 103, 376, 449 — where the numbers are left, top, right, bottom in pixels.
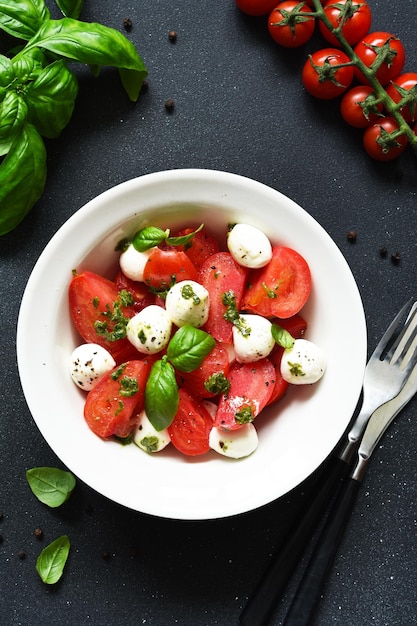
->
280, 338, 326, 385
133, 410, 171, 453
126, 305, 172, 354
165, 280, 210, 328
232, 314, 275, 363
119, 243, 153, 282
69, 343, 116, 390
209, 424, 258, 459
227, 223, 273, 268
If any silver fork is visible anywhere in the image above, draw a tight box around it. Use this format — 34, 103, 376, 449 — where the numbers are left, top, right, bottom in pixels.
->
240, 298, 417, 626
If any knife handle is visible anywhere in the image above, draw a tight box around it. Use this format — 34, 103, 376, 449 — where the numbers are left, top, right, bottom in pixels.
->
283, 476, 361, 626
239, 455, 350, 626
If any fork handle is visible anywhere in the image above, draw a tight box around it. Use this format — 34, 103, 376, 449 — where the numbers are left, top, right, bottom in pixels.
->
239, 454, 350, 626
283, 476, 361, 626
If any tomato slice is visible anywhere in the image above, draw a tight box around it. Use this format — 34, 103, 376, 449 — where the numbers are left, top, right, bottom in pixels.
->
114, 270, 155, 312
242, 246, 311, 319
84, 359, 152, 438
167, 388, 213, 455
214, 358, 275, 431
177, 342, 230, 398
174, 227, 220, 270
69, 271, 139, 363
198, 252, 248, 342
277, 313, 308, 338
143, 248, 198, 290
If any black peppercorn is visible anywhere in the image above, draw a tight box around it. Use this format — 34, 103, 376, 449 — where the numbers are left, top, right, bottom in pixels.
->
347, 229, 357, 242
168, 30, 177, 42
165, 98, 175, 113
123, 18, 132, 31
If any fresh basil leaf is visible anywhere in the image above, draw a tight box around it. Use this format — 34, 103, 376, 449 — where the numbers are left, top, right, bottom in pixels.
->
0, 92, 28, 155
36, 535, 70, 584
55, 0, 83, 19
271, 323, 295, 349
167, 325, 216, 373
0, 122, 47, 235
26, 18, 147, 101
0, 0, 50, 41
166, 223, 204, 246
25, 59, 78, 138
145, 357, 179, 431
0, 54, 14, 88
26, 466, 76, 507
132, 226, 169, 251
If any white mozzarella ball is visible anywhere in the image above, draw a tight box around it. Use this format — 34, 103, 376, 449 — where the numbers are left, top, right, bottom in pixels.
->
227, 223, 273, 269
209, 424, 258, 459
280, 338, 326, 385
133, 410, 171, 453
126, 305, 172, 354
232, 314, 275, 363
119, 243, 153, 282
165, 280, 210, 328
69, 343, 116, 390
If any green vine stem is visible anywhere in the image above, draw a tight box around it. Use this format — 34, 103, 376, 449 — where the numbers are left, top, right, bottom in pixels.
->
308, 0, 417, 157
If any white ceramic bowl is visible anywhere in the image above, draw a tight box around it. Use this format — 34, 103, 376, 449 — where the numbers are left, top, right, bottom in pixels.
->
17, 169, 366, 520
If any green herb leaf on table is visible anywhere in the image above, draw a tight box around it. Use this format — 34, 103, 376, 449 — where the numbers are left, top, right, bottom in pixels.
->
26, 466, 76, 507
36, 535, 70, 584
55, 0, 83, 19
0, 0, 51, 41
167, 325, 216, 373
145, 357, 179, 431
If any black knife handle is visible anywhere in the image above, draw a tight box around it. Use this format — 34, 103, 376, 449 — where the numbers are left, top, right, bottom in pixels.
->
239, 455, 351, 626
283, 476, 361, 626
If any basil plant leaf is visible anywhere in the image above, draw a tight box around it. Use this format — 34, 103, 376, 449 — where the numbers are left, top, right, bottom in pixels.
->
0, 122, 47, 235
271, 323, 295, 349
145, 358, 179, 431
27, 18, 148, 101
25, 59, 78, 138
0, 0, 50, 40
55, 0, 83, 19
132, 226, 168, 252
167, 325, 216, 373
36, 535, 70, 584
26, 466, 76, 508
0, 91, 28, 156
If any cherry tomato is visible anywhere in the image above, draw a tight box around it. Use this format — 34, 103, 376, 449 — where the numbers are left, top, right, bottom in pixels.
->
214, 358, 275, 431
319, 0, 372, 47
302, 48, 354, 99
354, 32, 405, 86
235, 0, 279, 16
69, 271, 139, 363
114, 270, 155, 312
198, 251, 248, 342
177, 342, 230, 398
386, 73, 417, 123
340, 85, 383, 128
173, 227, 220, 270
363, 117, 408, 162
143, 247, 198, 291
168, 388, 213, 455
242, 246, 311, 319
268, 2, 315, 49
84, 359, 152, 438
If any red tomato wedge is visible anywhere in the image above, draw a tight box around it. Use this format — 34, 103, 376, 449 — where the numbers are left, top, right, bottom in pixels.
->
214, 358, 275, 431
168, 388, 213, 456
174, 227, 220, 270
143, 248, 198, 290
114, 270, 155, 312
84, 359, 151, 438
69, 271, 138, 363
198, 252, 248, 342
242, 246, 311, 319
177, 342, 230, 398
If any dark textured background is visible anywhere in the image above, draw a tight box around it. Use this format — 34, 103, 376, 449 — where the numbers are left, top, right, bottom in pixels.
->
1, 1, 417, 624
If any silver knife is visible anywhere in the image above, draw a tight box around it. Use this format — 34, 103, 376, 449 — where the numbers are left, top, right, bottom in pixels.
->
282, 364, 417, 626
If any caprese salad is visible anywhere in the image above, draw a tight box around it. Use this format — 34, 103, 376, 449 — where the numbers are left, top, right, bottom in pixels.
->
68, 221, 325, 459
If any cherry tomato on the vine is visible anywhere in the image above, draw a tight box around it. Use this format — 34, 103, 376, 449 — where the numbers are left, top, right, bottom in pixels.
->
354, 32, 405, 86
319, 0, 372, 47
363, 117, 408, 162
302, 48, 354, 99
235, 0, 278, 16
268, 2, 315, 49
340, 85, 383, 128
386, 73, 417, 123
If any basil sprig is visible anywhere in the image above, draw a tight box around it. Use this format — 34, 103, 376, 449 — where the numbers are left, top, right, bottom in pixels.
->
145, 324, 215, 431
36, 535, 71, 584
132, 224, 204, 252
0, 0, 147, 235
271, 323, 295, 349
26, 466, 76, 507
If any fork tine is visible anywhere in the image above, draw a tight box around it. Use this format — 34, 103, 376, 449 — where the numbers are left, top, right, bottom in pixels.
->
387, 302, 417, 364
372, 297, 414, 360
